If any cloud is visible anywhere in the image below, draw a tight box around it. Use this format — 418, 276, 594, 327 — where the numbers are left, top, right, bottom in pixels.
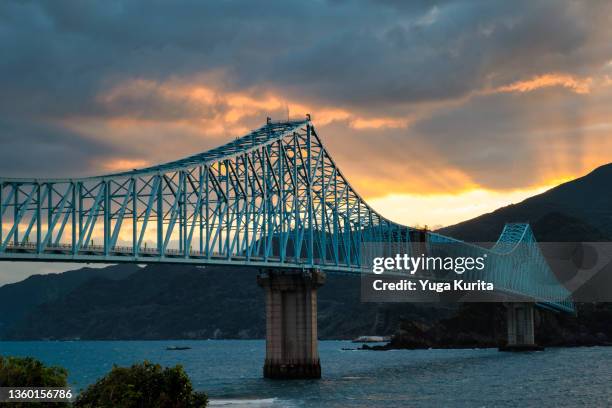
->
2, 0, 610, 114
0, 0, 611, 204
101, 158, 150, 173
494, 73, 593, 94
0, 119, 119, 178
409, 86, 612, 191
349, 117, 409, 130
3, 0, 612, 285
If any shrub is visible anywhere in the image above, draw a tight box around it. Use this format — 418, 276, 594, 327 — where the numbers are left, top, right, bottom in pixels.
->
0, 355, 69, 407
74, 361, 207, 408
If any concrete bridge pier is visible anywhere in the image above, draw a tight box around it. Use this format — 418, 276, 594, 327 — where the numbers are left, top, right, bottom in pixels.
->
499, 303, 543, 351
257, 268, 326, 379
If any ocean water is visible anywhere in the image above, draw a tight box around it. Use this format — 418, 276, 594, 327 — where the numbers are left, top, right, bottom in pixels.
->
0, 340, 610, 407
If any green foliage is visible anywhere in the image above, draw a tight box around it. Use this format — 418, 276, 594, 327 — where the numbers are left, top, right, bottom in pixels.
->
0, 355, 68, 387
0, 355, 69, 407
74, 361, 207, 408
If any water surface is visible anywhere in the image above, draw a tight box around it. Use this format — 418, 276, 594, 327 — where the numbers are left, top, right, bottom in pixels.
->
1, 340, 610, 407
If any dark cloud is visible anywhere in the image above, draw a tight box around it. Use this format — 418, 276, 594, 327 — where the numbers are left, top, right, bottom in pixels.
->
0, 119, 119, 178
410, 88, 599, 189
3, 0, 612, 284
2, 0, 610, 113
0, 0, 611, 185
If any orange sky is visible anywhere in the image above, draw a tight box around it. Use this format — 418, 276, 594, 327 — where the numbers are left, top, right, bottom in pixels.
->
3, 1, 612, 229
56, 71, 612, 228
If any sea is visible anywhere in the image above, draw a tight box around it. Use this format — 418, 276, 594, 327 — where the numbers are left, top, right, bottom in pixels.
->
0, 340, 610, 407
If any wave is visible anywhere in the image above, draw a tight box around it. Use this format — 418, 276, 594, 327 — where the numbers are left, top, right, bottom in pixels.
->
208, 397, 296, 407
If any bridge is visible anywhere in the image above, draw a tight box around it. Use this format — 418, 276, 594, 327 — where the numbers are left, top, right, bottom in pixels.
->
0, 118, 574, 378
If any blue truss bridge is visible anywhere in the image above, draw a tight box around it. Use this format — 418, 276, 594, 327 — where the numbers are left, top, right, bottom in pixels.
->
0, 117, 576, 377
0, 118, 573, 313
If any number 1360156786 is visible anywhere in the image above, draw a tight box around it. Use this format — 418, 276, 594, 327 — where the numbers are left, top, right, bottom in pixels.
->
1, 387, 73, 402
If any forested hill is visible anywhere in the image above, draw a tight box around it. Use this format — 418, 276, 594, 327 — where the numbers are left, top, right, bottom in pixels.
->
438, 163, 612, 242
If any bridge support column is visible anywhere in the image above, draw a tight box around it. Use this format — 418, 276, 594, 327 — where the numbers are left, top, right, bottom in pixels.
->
499, 303, 543, 351
257, 268, 325, 379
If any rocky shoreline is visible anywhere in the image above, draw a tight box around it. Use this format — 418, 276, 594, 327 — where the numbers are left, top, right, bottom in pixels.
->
360, 303, 612, 350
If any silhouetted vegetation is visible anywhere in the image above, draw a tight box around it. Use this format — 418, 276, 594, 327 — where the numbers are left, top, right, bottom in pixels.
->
0, 356, 69, 407
74, 361, 207, 408
0, 357, 207, 408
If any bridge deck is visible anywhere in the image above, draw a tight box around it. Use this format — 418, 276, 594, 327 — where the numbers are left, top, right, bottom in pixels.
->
0, 120, 575, 313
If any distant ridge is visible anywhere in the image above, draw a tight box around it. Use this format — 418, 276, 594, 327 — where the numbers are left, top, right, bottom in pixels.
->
1, 163, 611, 343
0, 265, 138, 335
0, 264, 449, 340
438, 163, 612, 242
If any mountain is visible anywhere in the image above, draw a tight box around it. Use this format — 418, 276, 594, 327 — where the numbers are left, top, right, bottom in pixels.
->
2, 163, 612, 343
0, 265, 138, 336
1, 264, 453, 340
438, 163, 612, 242
384, 163, 612, 349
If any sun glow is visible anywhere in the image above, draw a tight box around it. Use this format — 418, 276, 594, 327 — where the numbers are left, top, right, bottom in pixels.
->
367, 184, 555, 229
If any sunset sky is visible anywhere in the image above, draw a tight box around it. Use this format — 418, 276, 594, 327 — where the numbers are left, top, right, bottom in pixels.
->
1, 1, 612, 283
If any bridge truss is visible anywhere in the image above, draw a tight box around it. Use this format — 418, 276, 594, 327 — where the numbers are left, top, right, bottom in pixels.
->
0, 119, 574, 312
